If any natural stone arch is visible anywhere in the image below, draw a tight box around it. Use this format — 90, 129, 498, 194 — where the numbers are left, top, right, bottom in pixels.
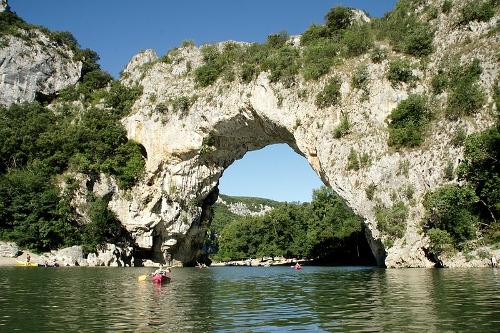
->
109, 33, 496, 267
121, 89, 387, 265
110, 50, 404, 265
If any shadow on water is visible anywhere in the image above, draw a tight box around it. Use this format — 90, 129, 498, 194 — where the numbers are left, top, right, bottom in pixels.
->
1, 266, 500, 332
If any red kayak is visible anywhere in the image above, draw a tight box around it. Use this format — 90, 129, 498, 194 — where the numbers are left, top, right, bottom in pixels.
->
151, 274, 171, 283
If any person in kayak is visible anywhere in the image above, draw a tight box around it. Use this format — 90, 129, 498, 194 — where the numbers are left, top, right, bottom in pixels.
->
152, 267, 172, 278
294, 262, 301, 270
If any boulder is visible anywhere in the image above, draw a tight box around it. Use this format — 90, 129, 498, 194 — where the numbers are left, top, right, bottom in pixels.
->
0, 241, 19, 258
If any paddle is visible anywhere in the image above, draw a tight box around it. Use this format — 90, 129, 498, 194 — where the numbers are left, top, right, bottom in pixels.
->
138, 274, 148, 282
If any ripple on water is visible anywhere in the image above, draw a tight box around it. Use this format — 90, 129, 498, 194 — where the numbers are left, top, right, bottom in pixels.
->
1, 266, 500, 332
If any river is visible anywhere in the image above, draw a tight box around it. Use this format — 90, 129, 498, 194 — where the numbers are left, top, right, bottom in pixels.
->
1, 266, 499, 332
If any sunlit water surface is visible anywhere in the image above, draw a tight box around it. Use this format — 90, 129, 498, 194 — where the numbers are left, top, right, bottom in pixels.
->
1, 266, 500, 332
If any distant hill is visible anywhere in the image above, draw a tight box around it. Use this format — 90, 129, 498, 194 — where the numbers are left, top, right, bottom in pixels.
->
212, 194, 283, 232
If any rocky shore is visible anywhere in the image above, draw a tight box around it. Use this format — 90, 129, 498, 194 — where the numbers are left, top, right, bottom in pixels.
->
211, 257, 307, 267
0, 241, 134, 267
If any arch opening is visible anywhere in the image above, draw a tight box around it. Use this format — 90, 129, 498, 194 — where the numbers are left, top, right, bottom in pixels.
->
197, 143, 378, 267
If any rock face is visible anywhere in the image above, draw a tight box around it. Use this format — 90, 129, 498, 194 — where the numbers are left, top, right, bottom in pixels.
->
0, 23, 81, 106
1, 0, 9, 13
43, 244, 134, 267
109, 0, 498, 267
216, 195, 277, 217
0, 241, 19, 258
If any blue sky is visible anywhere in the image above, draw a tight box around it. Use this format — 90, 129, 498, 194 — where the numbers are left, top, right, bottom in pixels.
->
10, 0, 397, 202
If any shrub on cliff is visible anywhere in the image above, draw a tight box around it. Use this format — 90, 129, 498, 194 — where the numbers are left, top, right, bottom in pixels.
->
387, 58, 414, 86
445, 59, 485, 119
375, 201, 408, 239
387, 94, 431, 148
423, 184, 479, 249
459, 0, 496, 25
342, 24, 374, 57
457, 127, 499, 224
378, 1, 434, 57
315, 76, 342, 108
302, 39, 339, 80
325, 6, 354, 32
81, 196, 126, 253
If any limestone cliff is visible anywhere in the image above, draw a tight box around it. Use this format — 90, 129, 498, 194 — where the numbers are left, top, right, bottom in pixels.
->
0, 3, 81, 106
216, 194, 279, 217
110, 0, 498, 267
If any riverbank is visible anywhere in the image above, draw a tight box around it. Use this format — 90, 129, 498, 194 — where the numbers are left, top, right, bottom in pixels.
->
0, 250, 41, 267
211, 257, 309, 267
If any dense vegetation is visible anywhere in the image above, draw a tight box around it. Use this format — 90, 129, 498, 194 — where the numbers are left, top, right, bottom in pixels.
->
387, 94, 431, 148
423, 126, 500, 257
208, 187, 369, 263
188, 0, 436, 108
0, 12, 144, 253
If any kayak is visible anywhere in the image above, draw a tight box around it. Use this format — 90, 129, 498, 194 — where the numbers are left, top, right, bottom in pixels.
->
16, 261, 38, 267
151, 274, 171, 284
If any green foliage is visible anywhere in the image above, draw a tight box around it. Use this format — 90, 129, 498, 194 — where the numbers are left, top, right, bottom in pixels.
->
444, 160, 454, 180
423, 184, 479, 248
169, 95, 197, 114
81, 196, 126, 253
263, 44, 300, 84
457, 127, 499, 223
347, 148, 360, 171
378, 1, 435, 57
365, 184, 376, 200
375, 201, 408, 239
387, 94, 431, 148
403, 185, 415, 200
211, 187, 364, 261
359, 152, 371, 168
342, 25, 374, 57
315, 76, 342, 108
431, 69, 448, 94
104, 82, 143, 117
325, 6, 354, 32
300, 24, 331, 46
451, 127, 467, 147
387, 58, 414, 86
0, 165, 80, 251
302, 39, 339, 80
181, 40, 195, 48
427, 228, 455, 256
333, 115, 351, 138
371, 47, 387, 63
241, 63, 257, 83
442, 0, 453, 14
459, 0, 496, 25
445, 59, 485, 118
352, 64, 369, 90
403, 22, 435, 57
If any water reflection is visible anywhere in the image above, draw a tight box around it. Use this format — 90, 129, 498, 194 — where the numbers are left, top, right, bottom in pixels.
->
1, 266, 500, 332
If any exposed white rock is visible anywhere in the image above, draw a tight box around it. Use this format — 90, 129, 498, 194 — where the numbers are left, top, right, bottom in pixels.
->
0, 241, 19, 258
216, 197, 274, 217
47, 245, 85, 266
0, 0, 9, 13
86, 243, 134, 267
0, 27, 81, 106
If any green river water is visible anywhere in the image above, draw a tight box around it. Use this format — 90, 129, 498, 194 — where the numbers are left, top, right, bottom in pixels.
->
1, 266, 499, 332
